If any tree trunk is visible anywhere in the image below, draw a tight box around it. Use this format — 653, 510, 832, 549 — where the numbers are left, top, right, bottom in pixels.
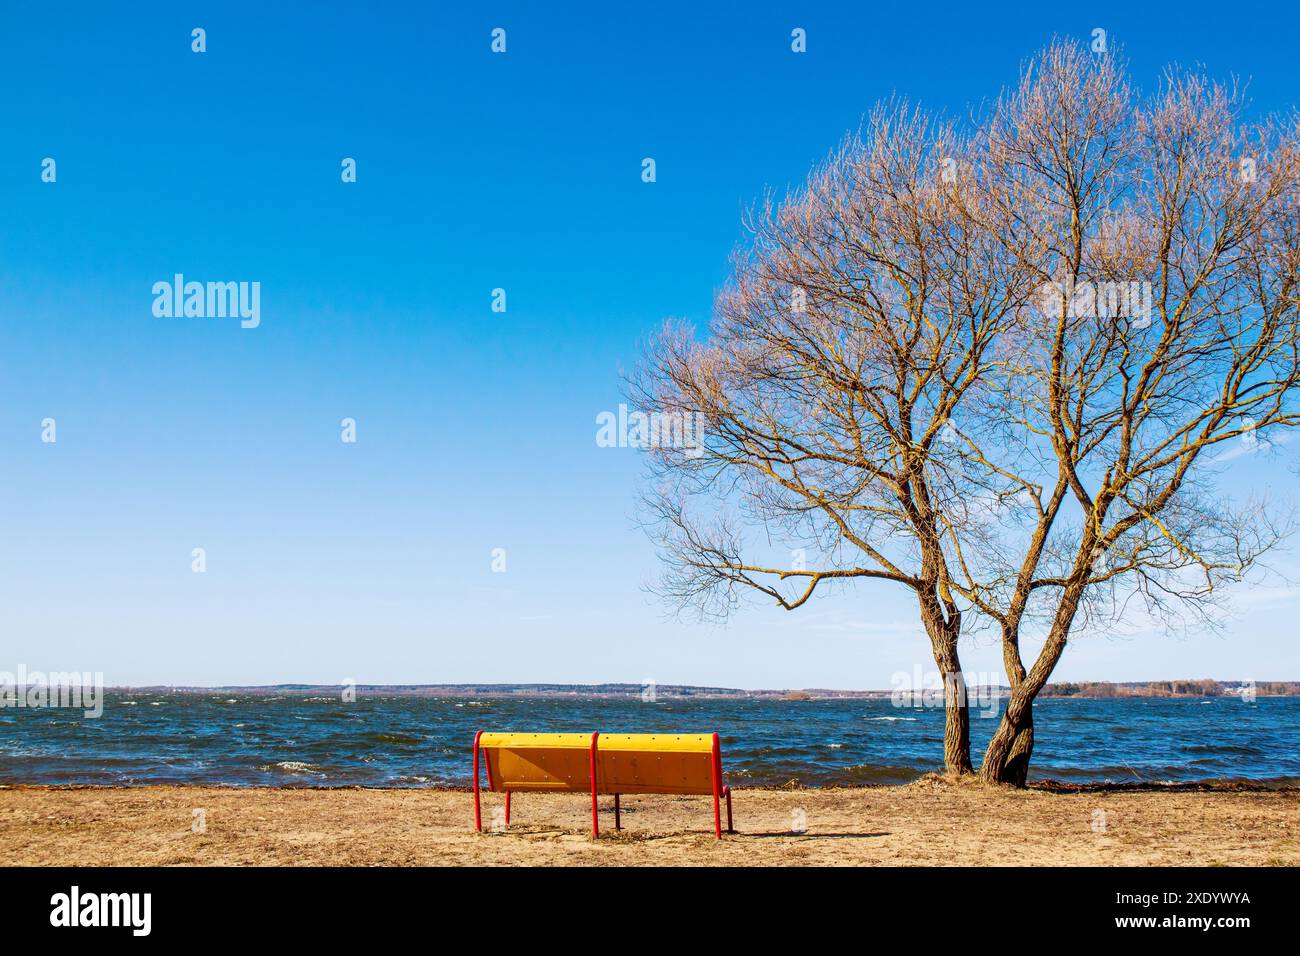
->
982, 580, 1085, 784
915, 562, 972, 774
942, 667, 973, 774
981, 693, 1033, 785
929, 632, 972, 775
983, 622, 1034, 785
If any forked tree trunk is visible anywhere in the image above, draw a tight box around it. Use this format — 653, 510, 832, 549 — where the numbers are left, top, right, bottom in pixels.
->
981, 694, 1034, 785
983, 622, 1035, 785
981, 582, 1084, 784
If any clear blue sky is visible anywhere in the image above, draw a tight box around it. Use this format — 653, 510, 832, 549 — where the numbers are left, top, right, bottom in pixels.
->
2, 1, 1297, 688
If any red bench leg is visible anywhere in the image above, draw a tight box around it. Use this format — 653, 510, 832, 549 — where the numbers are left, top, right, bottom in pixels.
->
505, 791, 511, 827
711, 733, 722, 839
473, 731, 483, 833
589, 731, 600, 839
614, 793, 621, 830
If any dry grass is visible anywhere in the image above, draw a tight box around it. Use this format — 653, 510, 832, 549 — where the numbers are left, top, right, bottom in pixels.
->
2, 780, 1296, 866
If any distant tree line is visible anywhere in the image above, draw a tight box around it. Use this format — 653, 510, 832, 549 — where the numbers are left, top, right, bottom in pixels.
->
1043, 680, 1299, 698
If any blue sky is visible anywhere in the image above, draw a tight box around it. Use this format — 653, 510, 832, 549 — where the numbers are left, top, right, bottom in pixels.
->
2, 1, 1298, 688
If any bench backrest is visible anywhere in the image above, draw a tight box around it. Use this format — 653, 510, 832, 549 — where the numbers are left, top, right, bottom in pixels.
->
478, 731, 719, 796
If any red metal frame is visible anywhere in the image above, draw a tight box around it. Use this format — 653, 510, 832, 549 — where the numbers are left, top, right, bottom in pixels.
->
473, 730, 505, 832
473, 730, 483, 832
710, 732, 723, 839
588, 731, 600, 838
474, 729, 734, 839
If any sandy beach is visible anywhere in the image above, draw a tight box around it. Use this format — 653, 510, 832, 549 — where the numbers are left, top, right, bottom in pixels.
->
3, 777, 1296, 866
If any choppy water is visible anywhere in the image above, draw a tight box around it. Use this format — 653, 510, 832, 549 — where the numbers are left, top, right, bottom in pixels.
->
1, 693, 1296, 787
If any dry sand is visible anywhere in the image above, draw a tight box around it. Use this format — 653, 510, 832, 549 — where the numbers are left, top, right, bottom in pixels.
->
2, 778, 1296, 866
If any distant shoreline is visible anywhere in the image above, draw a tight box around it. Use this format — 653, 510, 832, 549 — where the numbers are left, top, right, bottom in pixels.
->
100, 680, 1300, 700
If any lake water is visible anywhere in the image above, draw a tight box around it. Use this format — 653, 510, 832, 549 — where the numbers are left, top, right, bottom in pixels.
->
2, 693, 1296, 787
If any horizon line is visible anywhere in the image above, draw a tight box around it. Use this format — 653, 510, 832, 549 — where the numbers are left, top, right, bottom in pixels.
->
94, 678, 1293, 696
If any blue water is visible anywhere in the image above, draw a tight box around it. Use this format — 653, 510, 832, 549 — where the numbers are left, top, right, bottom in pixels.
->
1, 694, 1296, 787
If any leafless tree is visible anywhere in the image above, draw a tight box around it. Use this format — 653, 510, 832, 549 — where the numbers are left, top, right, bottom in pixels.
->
633, 40, 1300, 783
965, 43, 1300, 783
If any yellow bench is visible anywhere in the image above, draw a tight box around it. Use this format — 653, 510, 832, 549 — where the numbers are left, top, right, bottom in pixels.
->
472, 731, 735, 838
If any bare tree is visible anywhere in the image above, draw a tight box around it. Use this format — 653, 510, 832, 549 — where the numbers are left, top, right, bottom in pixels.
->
965, 43, 1300, 783
630, 104, 1033, 773
634, 40, 1300, 784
